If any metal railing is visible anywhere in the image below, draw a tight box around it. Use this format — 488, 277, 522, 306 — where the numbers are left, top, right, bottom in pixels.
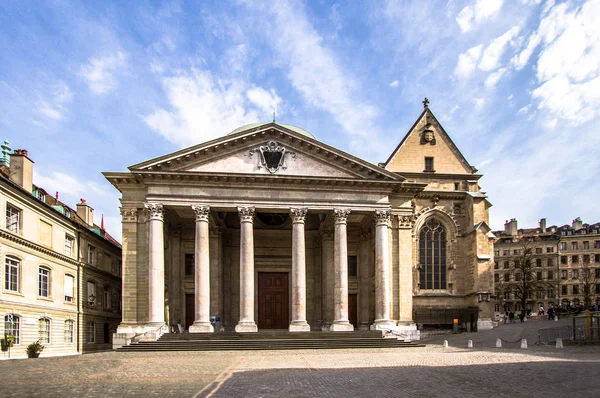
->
537, 326, 573, 344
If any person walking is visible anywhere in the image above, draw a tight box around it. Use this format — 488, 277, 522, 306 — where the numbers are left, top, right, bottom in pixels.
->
509, 311, 515, 323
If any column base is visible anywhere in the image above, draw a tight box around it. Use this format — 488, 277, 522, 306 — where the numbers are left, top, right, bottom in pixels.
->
330, 321, 354, 332
235, 321, 258, 333
289, 321, 311, 332
189, 322, 214, 333
371, 319, 396, 329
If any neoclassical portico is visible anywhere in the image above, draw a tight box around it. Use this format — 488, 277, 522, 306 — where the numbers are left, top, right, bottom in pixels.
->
107, 111, 496, 348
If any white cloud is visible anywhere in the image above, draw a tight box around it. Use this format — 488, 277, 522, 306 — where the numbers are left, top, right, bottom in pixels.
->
246, 87, 282, 115
454, 44, 483, 79
517, 104, 531, 115
479, 25, 520, 71
389, 80, 400, 87
473, 97, 485, 108
36, 81, 72, 120
79, 52, 127, 95
510, 32, 541, 70
484, 67, 507, 89
144, 69, 279, 146
456, 0, 503, 32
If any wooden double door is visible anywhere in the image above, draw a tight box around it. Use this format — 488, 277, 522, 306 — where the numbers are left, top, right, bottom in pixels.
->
258, 272, 289, 329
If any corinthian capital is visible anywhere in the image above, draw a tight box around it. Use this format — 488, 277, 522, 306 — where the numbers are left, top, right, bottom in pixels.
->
374, 210, 392, 226
120, 207, 138, 223
333, 208, 351, 224
144, 203, 164, 220
290, 207, 308, 223
192, 205, 210, 222
238, 206, 255, 223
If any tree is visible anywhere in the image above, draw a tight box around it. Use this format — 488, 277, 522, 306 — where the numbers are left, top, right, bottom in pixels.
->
496, 238, 549, 312
578, 260, 598, 308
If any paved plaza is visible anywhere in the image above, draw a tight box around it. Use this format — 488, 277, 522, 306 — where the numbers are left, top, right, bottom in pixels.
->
1, 318, 599, 398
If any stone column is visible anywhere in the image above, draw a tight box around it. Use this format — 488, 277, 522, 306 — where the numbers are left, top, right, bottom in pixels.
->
373, 210, 395, 328
331, 209, 353, 331
320, 227, 334, 331
358, 229, 371, 330
289, 208, 310, 331
189, 205, 213, 332
145, 203, 165, 326
235, 207, 258, 332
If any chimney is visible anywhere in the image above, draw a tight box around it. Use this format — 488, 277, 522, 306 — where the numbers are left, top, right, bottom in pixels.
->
572, 217, 582, 231
9, 149, 34, 193
504, 218, 518, 236
76, 198, 94, 226
539, 218, 547, 233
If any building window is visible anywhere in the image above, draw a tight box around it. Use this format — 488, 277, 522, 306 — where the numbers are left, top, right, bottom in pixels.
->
504, 290, 510, 300
536, 272, 542, 281
185, 253, 194, 276
595, 241, 600, 249
4, 256, 19, 292
596, 284, 600, 294
547, 271, 554, 280
494, 250, 500, 256
424, 157, 434, 172
503, 261, 509, 269
65, 235, 74, 257
419, 219, 446, 290
348, 256, 358, 277
572, 255, 579, 264
454, 182, 460, 190
64, 274, 74, 302
596, 269, 600, 278
561, 285, 568, 295
572, 242, 578, 250
503, 249, 509, 256
513, 249, 520, 255
494, 274, 499, 283
596, 254, 600, 263
536, 259, 542, 267
88, 245, 96, 265
38, 267, 50, 298
4, 315, 20, 345
560, 242, 566, 250
64, 320, 74, 344
103, 287, 111, 309
583, 241, 589, 249
583, 255, 590, 263
39, 220, 52, 248
547, 287, 555, 299
561, 256, 567, 265
87, 322, 95, 344
515, 272, 522, 281
494, 262, 499, 269
546, 247, 554, 253
535, 248, 542, 254
6, 203, 22, 234
572, 270, 579, 279
573, 285, 580, 295
87, 281, 96, 306
548, 258, 554, 267
567, 231, 573, 236
38, 318, 50, 344
504, 273, 510, 282
561, 270, 567, 279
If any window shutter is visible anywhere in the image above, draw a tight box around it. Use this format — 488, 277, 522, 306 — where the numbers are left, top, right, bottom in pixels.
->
64, 275, 74, 298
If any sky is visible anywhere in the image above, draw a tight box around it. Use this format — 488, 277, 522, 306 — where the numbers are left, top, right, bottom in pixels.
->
1, 0, 599, 242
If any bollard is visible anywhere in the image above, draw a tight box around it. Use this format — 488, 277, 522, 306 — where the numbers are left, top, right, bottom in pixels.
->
496, 338, 502, 348
520, 338, 528, 349
554, 316, 558, 322
443, 340, 448, 348
556, 338, 563, 349
467, 340, 473, 348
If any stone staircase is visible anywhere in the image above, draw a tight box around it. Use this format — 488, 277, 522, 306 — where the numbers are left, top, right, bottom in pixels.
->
117, 330, 425, 352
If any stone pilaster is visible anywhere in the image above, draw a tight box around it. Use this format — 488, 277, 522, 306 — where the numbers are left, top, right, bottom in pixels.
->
373, 210, 394, 328
189, 205, 213, 333
145, 203, 165, 326
119, 207, 138, 325
320, 227, 334, 331
331, 208, 353, 331
398, 215, 415, 324
289, 207, 310, 331
235, 206, 258, 332
358, 229, 371, 330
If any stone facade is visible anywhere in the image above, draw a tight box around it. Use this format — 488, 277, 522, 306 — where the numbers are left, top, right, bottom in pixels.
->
493, 218, 600, 316
105, 102, 495, 347
0, 148, 122, 359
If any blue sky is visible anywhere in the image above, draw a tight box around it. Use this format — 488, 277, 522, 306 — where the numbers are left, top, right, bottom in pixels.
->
1, 0, 599, 241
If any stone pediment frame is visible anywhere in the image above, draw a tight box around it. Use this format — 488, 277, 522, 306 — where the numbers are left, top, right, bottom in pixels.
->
128, 123, 402, 181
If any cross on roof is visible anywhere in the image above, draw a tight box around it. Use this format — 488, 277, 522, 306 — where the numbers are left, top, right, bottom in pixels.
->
422, 97, 429, 109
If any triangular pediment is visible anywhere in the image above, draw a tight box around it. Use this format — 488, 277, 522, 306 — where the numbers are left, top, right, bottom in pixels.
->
130, 123, 402, 181
383, 108, 475, 175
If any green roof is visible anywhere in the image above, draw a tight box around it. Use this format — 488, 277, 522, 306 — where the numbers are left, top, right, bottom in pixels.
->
228, 122, 315, 139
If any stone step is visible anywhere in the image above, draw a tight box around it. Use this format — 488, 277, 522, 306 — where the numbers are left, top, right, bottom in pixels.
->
158, 331, 385, 341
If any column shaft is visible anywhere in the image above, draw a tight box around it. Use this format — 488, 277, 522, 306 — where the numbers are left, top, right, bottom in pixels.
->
358, 229, 371, 330
331, 209, 353, 331
374, 210, 394, 328
235, 207, 258, 332
145, 203, 165, 326
190, 205, 213, 332
290, 208, 310, 331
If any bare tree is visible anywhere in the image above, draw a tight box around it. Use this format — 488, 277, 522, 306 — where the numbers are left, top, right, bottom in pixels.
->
497, 239, 549, 312
578, 260, 598, 308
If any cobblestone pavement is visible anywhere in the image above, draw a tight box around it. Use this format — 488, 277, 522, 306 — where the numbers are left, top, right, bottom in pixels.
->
1, 318, 598, 398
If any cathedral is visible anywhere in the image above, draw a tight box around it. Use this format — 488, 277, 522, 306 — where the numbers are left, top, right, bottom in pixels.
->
104, 100, 495, 347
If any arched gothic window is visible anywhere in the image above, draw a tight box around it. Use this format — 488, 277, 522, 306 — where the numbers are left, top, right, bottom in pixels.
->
419, 219, 447, 289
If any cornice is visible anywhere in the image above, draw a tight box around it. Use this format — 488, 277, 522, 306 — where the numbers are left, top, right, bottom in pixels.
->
0, 229, 80, 267
416, 191, 465, 201
397, 171, 482, 180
